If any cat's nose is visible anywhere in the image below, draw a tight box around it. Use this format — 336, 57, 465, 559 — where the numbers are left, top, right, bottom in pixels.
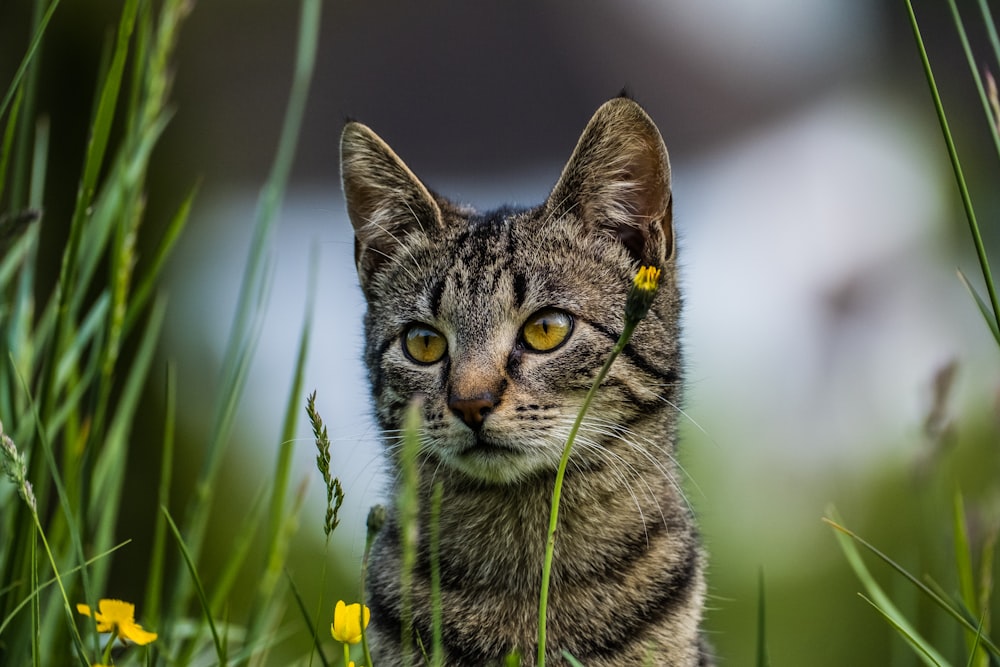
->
448, 394, 498, 431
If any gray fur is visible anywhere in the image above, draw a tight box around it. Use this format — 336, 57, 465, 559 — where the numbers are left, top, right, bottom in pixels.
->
340, 97, 712, 666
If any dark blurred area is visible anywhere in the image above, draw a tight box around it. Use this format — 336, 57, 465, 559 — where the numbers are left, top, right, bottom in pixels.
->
2, 1, 986, 238
0, 1, 934, 189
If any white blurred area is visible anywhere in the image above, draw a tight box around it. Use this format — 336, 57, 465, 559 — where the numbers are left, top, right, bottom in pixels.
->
162, 1, 999, 553
682, 90, 996, 465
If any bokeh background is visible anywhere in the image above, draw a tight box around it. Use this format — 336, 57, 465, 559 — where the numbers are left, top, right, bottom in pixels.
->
4, 1, 1000, 664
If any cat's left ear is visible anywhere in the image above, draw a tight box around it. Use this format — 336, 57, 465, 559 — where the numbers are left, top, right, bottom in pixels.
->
545, 97, 674, 266
340, 122, 443, 294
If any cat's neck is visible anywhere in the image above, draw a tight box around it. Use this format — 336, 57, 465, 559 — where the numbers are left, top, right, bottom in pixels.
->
406, 443, 686, 582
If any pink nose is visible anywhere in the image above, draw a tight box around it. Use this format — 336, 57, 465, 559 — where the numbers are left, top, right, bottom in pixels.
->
448, 394, 497, 431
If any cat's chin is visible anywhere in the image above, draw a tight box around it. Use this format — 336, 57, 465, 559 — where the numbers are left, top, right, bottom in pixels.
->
439, 437, 549, 485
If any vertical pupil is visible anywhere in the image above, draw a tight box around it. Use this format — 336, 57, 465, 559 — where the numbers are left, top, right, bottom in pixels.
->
422, 334, 431, 349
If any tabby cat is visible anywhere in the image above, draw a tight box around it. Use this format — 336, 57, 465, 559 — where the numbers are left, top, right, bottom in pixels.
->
340, 96, 712, 666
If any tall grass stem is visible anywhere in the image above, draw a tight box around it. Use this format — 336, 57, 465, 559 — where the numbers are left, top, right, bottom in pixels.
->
904, 0, 1000, 339
399, 401, 422, 667
536, 320, 636, 667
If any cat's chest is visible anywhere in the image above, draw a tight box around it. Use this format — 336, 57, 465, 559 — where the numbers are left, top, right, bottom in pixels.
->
429, 473, 645, 581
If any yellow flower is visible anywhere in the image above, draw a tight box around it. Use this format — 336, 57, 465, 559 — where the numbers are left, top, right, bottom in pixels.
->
624, 265, 662, 325
331, 600, 370, 645
76, 599, 157, 645
633, 265, 661, 292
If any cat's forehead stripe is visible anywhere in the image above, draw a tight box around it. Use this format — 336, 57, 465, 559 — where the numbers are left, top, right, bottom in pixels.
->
511, 270, 527, 309
428, 276, 446, 320
444, 215, 515, 304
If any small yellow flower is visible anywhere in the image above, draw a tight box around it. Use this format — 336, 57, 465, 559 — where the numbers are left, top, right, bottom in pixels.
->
624, 265, 662, 325
76, 599, 157, 645
633, 265, 662, 292
331, 599, 370, 645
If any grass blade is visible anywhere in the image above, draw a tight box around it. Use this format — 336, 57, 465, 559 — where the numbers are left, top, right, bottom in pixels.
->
242, 243, 319, 646
90, 295, 166, 527
162, 506, 226, 664
978, 0, 1000, 82
28, 116, 47, 209
285, 571, 330, 667
0, 0, 62, 122
0, 540, 130, 637
398, 400, 422, 666
75, 0, 137, 212
858, 594, 948, 667
958, 270, 1000, 346
0, 85, 24, 207
756, 568, 770, 667
174, 0, 322, 601
262, 243, 318, 596
945, 0, 1000, 160
174, 488, 267, 665
965, 612, 987, 667
49, 0, 138, 352
207, 489, 267, 616
53, 293, 109, 391
826, 515, 999, 657
904, 0, 1000, 337
0, 219, 36, 291
6, 0, 44, 239
144, 363, 176, 629
977, 528, 996, 656
123, 184, 197, 334
430, 481, 444, 667
14, 355, 95, 645
29, 528, 38, 667
954, 493, 987, 663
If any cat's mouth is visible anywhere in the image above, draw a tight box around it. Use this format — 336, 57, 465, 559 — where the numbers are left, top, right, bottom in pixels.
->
447, 434, 529, 467
442, 435, 543, 484
459, 436, 522, 459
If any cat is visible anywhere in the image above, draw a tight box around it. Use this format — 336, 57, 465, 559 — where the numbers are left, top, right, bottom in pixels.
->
340, 96, 712, 666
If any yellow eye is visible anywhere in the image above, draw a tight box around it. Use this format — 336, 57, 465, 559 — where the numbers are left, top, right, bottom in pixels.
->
521, 308, 573, 352
403, 325, 448, 364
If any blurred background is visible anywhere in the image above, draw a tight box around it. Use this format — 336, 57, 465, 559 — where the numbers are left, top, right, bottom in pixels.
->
4, 0, 1000, 664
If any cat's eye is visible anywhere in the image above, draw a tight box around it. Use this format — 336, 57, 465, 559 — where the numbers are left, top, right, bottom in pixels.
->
521, 308, 573, 352
403, 325, 448, 364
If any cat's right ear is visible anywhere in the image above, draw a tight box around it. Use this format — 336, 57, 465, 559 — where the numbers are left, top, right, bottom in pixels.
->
340, 122, 442, 292
545, 98, 674, 267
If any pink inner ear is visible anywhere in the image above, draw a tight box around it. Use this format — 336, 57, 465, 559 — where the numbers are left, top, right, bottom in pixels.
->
624, 137, 670, 223
615, 224, 649, 264
590, 135, 672, 265
341, 122, 444, 291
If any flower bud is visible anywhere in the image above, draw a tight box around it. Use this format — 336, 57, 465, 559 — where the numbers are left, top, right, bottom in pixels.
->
624, 265, 661, 325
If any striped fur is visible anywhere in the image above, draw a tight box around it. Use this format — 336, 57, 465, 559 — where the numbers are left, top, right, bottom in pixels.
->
340, 97, 712, 666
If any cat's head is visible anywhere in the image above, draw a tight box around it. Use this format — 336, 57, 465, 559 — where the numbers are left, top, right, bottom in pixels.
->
340, 97, 681, 485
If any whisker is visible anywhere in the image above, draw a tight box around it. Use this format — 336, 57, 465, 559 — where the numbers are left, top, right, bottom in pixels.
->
360, 215, 421, 283
560, 413, 699, 514
641, 380, 718, 448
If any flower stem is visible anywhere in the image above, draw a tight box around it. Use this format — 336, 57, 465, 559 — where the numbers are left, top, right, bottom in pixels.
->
536, 320, 637, 667
360, 505, 384, 667
343, 641, 351, 667
102, 633, 115, 664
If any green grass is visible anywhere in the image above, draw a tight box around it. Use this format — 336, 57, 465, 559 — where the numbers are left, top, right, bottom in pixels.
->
819, 3, 1000, 667
0, 0, 326, 664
